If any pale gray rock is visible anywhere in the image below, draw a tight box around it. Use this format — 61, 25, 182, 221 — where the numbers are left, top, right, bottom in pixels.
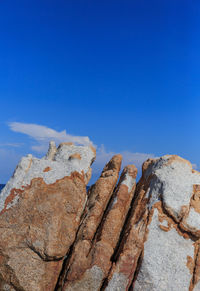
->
65, 266, 104, 291
134, 209, 194, 291
133, 155, 200, 291
0, 142, 95, 213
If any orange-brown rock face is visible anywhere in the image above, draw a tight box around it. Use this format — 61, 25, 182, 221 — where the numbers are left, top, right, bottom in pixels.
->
59, 163, 137, 291
1, 147, 200, 291
0, 142, 95, 291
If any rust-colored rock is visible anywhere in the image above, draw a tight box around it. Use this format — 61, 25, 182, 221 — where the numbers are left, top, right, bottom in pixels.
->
60, 164, 137, 291
58, 154, 123, 290
0, 142, 95, 291
1, 147, 200, 291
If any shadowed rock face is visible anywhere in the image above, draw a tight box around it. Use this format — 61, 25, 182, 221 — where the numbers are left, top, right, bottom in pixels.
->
1, 146, 200, 291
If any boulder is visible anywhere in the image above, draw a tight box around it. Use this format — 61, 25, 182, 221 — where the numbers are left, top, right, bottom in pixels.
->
0, 142, 96, 291
105, 155, 200, 291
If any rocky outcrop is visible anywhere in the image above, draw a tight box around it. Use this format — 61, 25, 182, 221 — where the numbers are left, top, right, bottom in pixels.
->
1, 144, 200, 291
0, 142, 96, 291
105, 155, 200, 291
59, 163, 137, 291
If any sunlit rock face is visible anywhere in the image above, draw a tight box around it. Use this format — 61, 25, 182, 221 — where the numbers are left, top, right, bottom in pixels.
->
1, 145, 200, 291
106, 155, 200, 291
0, 142, 96, 291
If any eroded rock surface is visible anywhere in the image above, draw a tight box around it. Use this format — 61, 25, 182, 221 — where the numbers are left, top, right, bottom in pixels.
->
105, 155, 200, 291
0, 142, 96, 291
131, 156, 200, 291
60, 163, 137, 291
1, 148, 200, 291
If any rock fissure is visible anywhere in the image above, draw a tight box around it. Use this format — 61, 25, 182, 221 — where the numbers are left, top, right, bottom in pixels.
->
189, 243, 200, 291
159, 196, 199, 242
128, 250, 144, 291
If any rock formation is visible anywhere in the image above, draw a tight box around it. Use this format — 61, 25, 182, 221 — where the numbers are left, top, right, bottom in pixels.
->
0, 142, 96, 291
0, 143, 200, 291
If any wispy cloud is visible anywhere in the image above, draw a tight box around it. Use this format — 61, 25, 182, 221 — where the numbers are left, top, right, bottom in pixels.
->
0, 143, 23, 147
8, 122, 94, 152
8, 122, 157, 170
5, 122, 158, 184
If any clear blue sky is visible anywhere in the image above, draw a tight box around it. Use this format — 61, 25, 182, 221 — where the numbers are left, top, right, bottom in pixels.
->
0, 0, 200, 183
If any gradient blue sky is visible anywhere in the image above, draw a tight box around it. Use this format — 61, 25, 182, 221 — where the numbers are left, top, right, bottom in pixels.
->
0, 0, 200, 183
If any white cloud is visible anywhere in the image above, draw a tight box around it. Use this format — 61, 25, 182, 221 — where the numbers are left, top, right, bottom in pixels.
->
5, 122, 158, 184
8, 122, 94, 152
0, 143, 23, 147
8, 123, 157, 172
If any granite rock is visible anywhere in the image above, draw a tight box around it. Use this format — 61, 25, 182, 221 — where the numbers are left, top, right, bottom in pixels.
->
0, 142, 95, 291
106, 155, 200, 291
1, 147, 200, 291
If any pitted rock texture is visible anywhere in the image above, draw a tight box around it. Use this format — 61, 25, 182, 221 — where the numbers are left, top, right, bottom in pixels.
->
1, 148, 200, 291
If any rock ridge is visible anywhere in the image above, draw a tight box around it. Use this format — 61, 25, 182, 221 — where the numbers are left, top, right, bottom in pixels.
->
0, 145, 200, 291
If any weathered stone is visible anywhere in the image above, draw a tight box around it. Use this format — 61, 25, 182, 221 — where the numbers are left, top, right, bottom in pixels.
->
61, 164, 137, 291
57, 154, 122, 290
0, 142, 95, 291
1, 147, 200, 291
106, 155, 200, 291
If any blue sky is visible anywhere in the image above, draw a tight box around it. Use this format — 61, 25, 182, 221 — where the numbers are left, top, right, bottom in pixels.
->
0, 0, 200, 183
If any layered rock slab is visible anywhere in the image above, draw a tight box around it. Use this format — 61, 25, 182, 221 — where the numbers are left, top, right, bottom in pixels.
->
58, 154, 122, 290
0, 142, 95, 291
60, 163, 137, 291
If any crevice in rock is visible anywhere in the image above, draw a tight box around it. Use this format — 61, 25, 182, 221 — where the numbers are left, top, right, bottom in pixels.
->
89, 185, 117, 247
54, 191, 91, 290
54, 183, 117, 290
159, 196, 199, 242
128, 250, 144, 291
26, 244, 64, 262
110, 176, 151, 264
190, 244, 200, 291
110, 182, 141, 264
99, 181, 151, 290
99, 275, 109, 291
54, 242, 75, 291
